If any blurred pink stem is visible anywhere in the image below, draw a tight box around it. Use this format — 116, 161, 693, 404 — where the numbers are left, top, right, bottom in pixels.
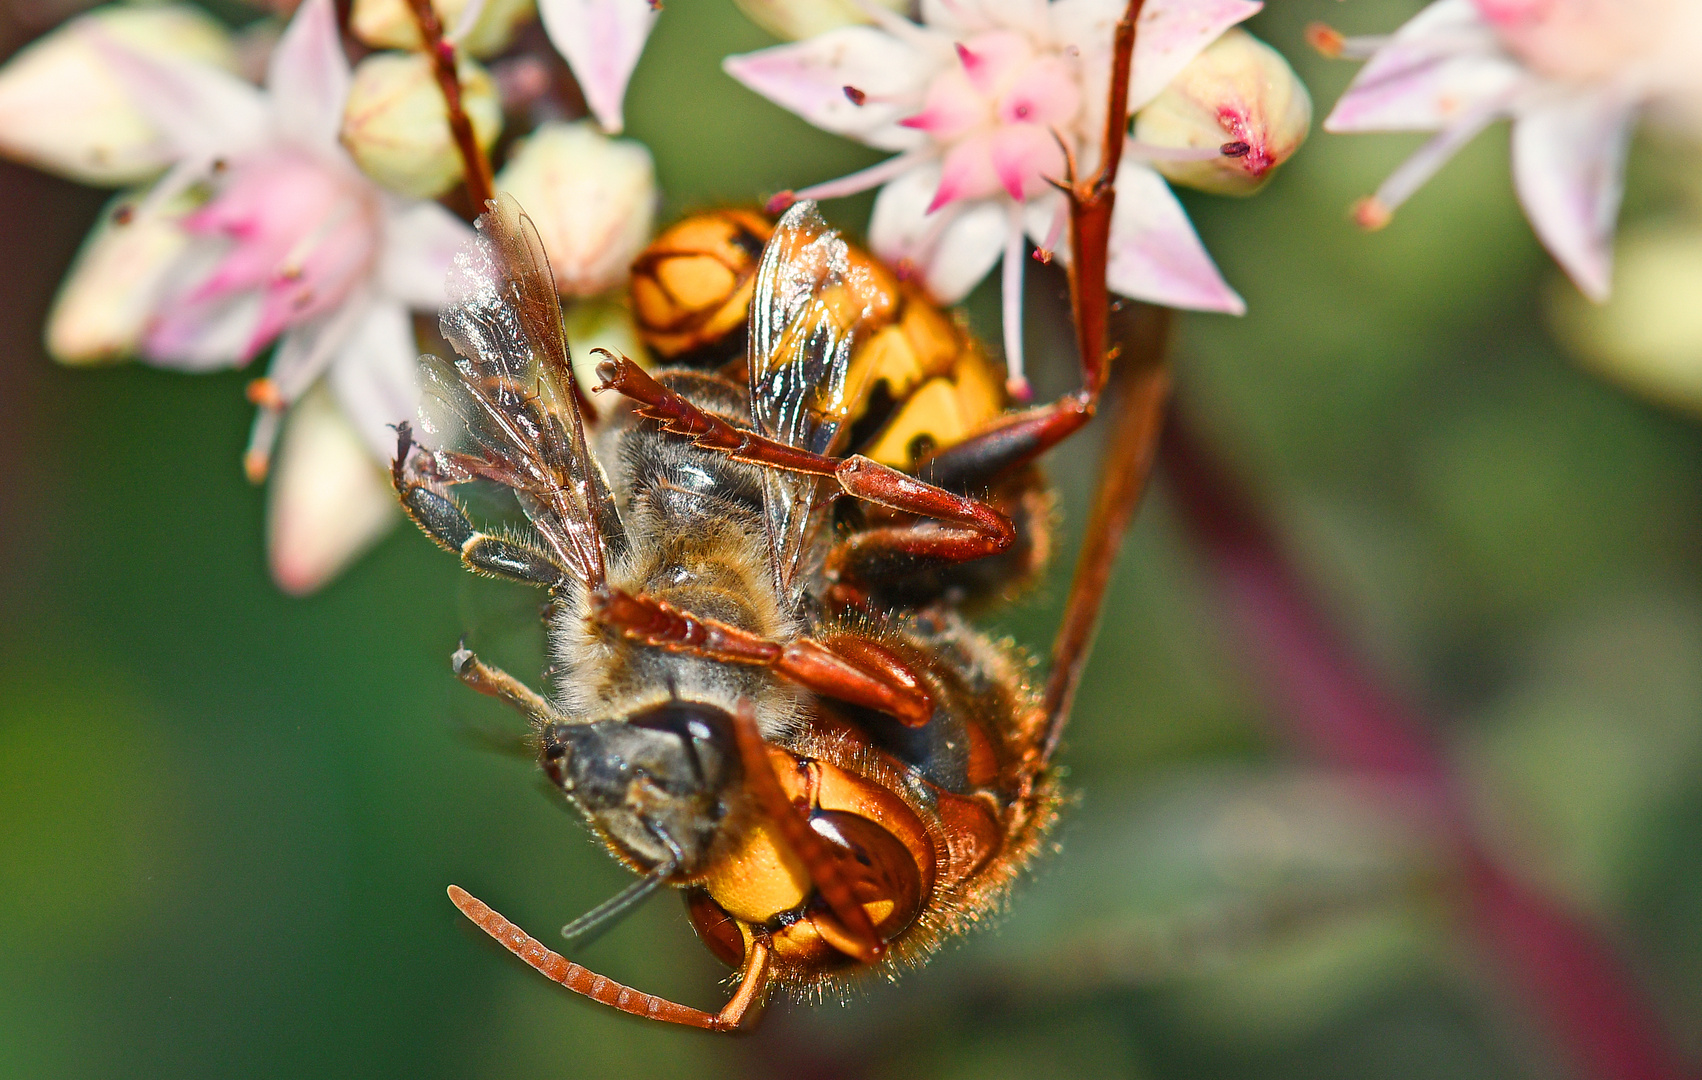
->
1160, 409, 1694, 1080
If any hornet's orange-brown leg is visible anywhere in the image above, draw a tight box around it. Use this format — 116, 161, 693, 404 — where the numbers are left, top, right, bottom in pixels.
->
728, 701, 885, 963
449, 886, 772, 1032
593, 355, 1016, 569
589, 587, 934, 728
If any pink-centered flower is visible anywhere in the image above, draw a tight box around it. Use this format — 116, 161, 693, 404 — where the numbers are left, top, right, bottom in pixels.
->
26, 0, 472, 592
1319, 0, 1702, 300
725, 0, 1265, 395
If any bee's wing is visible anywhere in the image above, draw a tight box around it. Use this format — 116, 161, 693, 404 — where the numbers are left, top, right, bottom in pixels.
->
420, 194, 620, 587
746, 201, 880, 600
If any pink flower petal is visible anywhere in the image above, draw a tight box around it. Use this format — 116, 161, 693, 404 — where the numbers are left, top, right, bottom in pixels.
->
1512, 90, 1636, 301
539, 0, 658, 133
1324, 0, 1523, 132
328, 298, 421, 457
267, 383, 398, 595
931, 132, 1002, 209
266, 0, 350, 149
1104, 160, 1244, 314
989, 122, 1064, 201
724, 28, 935, 152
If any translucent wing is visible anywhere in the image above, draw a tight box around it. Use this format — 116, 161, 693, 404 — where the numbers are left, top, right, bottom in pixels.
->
419, 194, 620, 586
747, 200, 884, 600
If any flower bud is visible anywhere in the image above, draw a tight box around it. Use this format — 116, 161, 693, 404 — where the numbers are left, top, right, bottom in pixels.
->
46, 191, 193, 364
564, 296, 651, 419
341, 51, 502, 199
267, 383, 399, 596
496, 121, 656, 297
1551, 223, 1702, 414
1133, 28, 1311, 197
0, 4, 237, 186
733, 0, 908, 42
350, 0, 537, 58
631, 209, 773, 362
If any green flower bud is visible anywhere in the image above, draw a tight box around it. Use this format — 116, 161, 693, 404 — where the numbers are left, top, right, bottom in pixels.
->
350, 0, 537, 59
340, 51, 502, 200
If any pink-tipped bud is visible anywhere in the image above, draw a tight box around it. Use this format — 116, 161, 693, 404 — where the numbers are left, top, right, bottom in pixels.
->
1132, 28, 1312, 197
1306, 22, 1346, 59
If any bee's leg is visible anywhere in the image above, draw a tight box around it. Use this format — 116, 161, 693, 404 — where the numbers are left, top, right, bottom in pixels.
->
593, 354, 1017, 564
590, 586, 934, 728
448, 885, 772, 1032
451, 642, 558, 724
391, 423, 567, 587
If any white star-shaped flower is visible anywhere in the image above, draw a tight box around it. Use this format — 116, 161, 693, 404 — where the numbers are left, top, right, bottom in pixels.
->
1320, 0, 1702, 300
725, 0, 1266, 395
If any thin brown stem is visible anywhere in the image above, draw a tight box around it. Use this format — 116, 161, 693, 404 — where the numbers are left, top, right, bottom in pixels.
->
403, 0, 495, 211
1066, 0, 1145, 398
1039, 306, 1171, 765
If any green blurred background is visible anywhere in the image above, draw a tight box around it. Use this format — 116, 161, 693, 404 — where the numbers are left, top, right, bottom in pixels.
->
3, 1, 1701, 1077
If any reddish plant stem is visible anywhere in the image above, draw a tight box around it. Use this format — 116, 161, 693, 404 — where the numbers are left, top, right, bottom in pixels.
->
403, 0, 495, 211
1160, 410, 1694, 1080
1064, 0, 1145, 400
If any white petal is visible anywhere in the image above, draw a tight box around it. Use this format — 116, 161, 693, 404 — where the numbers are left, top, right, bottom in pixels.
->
1104, 160, 1243, 314
87, 27, 267, 160
327, 299, 421, 458
1512, 91, 1636, 302
1050, 0, 1262, 155
723, 28, 933, 153
868, 163, 1007, 303
378, 197, 474, 309
267, 0, 352, 149
0, 5, 235, 185
1128, 0, 1263, 111
1323, 0, 1522, 133
920, 0, 1042, 36
537, 0, 658, 133
267, 382, 399, 595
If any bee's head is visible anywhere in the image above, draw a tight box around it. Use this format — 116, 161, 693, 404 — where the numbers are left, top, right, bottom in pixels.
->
540, 702, 739, 875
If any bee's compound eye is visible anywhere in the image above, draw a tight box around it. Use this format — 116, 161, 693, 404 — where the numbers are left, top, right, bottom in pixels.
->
683, 888, 745, 969
809, 810, 924, 942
